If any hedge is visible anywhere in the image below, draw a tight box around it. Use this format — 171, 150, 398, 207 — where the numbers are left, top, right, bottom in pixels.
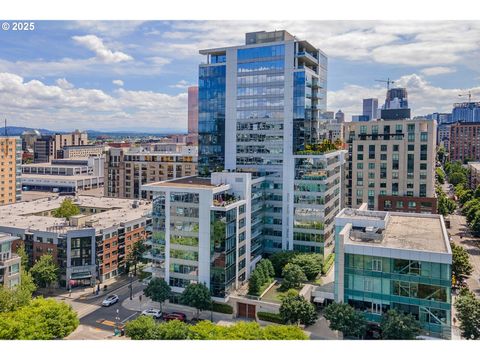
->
212, 302, 234, 314
257, 311, 284, 324
322, 253, 335, 275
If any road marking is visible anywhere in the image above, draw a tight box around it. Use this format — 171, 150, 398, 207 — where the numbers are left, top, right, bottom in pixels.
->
121, 312, 138, 323
97, 320, 116, 327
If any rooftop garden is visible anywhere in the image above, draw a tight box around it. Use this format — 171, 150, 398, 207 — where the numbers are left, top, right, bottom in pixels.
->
295, 138, 344, 155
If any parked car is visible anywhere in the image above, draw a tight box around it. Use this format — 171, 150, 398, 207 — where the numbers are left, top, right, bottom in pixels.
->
163, 312, 187, 322
141, 308, 163, 319
102, 294, 119, 307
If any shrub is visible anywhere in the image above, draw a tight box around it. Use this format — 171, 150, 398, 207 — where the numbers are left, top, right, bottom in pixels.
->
212, 302, 233, 314
257, 311, 284, 324
290, 253, 322, 281
322, 254, 335, 275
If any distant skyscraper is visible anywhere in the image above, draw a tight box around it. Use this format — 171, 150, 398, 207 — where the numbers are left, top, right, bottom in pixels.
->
362, 98, 378, 120
381, 87, 411, 120
187, 86, 199, 134
335, 110, 345, 123
452, 102, 480, 123
352, 115, 370, 122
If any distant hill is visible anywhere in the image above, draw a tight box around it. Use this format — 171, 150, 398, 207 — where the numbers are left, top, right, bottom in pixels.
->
2, 126, 186, 138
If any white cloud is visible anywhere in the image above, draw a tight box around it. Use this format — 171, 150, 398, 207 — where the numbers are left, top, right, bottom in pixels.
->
72, 35, 133, 63
0, 72, 187, 132
112, 79, 124, 86
169, 80, 193, 89
55, 78, 74, 89
328, 73, 480, 121
420, 67, 456, 76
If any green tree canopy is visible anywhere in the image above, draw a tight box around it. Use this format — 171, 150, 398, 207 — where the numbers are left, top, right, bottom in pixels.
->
279, 293, 318, 326
280, 263, 307, 291
52, 198, 80, 219
14, 244, 29, 271
126, 318, 308, 340
451, 242, 473, 284
143, 278, 171, 311
127, 240, 147, 276
30, 254, 59, 289
180, 283, 212, 319
0, 297, 78, 339
248, 270, 262, 295
324, 302, 367, 339
290, 253, 322, 281
269, 251, 298, 277
380, 309, 421, 340
0, 270, 36, 313
454, 289, 480, 339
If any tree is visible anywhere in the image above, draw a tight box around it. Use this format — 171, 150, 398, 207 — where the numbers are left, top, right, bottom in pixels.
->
14, 244, 29, 271
290, 253, 322, 281
125, 315, 157, 340
279, 293, 318, 326
437, 146, 446, 163
152, 319, 190, 340
0, 270, 36, 313
380, 309, 421, 340
323, 302, 367, 339
454, 289, 480, 339
449, 171, 467, 186
257, 258, 275, 278
280, 263, 307, 291
435, 167, 445, 184
248, 270, 262, 295
30, 254, 59, 289
180, 283, 212, 319
52, 198, 80, 219
451, 243, 473, 284
0, 298, 78, 340
474, 185, 480, 199
269, 251, 298, 277
127, 240, 147, 276
143, 278, 171, 311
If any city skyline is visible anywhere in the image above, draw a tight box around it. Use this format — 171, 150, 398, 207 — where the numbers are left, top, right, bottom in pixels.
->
1, 20, 480, 131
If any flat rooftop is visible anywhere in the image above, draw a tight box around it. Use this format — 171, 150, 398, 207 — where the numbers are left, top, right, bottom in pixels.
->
21, 174, 102, 181
342, 211, 449, 254
0, 196, 150, 233
143, 176, 220, 190
468, 162, 480, 171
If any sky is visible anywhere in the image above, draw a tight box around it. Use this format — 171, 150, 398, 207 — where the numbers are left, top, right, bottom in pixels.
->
1, 20, 480, 132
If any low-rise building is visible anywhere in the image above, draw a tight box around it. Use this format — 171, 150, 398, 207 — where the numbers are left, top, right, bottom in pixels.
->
0, 196, 151, 287
468, 162, 480, 190
334, 207, 452, 339
21, 157, 104, 193
0, 233, 21, 288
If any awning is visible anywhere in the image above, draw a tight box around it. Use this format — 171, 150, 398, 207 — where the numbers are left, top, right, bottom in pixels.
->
71, 271, 92, 280
313, 297, 325, 303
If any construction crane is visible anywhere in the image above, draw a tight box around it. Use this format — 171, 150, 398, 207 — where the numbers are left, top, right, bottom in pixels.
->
375, 78, 395, 90
458, 91, 478, 103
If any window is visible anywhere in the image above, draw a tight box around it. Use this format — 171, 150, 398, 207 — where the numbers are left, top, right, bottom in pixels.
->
368, 163, 375, 169
364, 278, 373, 292
372, 302, 382, 314
357, 145, 364, 152
372, 258, 382, 272
357, 162, 363, 169
393, 144, 399, 152
381, 145, 387, 152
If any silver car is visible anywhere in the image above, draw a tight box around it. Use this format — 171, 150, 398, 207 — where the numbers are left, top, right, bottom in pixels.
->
102, 294, 119, 306
141, 308, 162, 319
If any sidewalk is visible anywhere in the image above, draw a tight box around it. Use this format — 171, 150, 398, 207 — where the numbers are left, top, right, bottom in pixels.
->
52, 275, 136, 301
122, 291, 235, 323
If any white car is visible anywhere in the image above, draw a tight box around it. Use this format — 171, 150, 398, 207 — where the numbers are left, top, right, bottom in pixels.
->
141, 308, 162, 319
102, 294, 119, 307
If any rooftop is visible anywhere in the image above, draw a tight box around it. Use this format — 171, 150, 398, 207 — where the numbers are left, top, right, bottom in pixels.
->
468, 162, 480, 171
338, 208, 449, 254
0, 196, 150, 233
143, 176, 220, 190
21, 174, 102, 181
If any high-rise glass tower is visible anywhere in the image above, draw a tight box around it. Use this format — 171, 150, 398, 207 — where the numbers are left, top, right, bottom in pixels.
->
199, 30, 344, 255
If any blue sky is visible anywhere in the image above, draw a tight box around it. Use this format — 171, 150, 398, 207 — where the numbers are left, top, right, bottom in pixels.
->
0, 20, 479, 131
